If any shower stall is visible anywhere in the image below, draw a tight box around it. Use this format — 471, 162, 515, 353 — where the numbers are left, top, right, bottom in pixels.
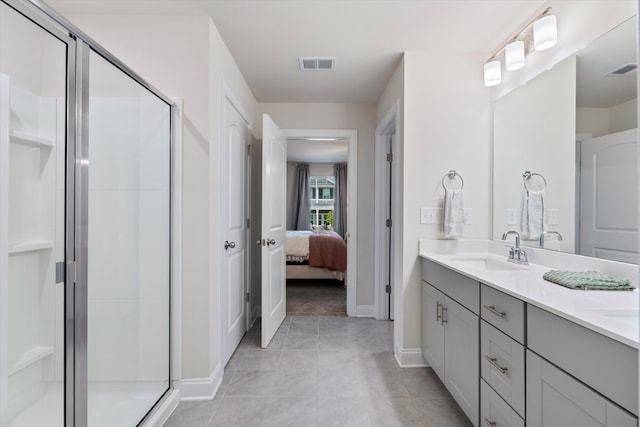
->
0, 1, 174, 426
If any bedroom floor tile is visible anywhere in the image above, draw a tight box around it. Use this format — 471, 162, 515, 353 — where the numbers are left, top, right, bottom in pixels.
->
166, 316, 470, 427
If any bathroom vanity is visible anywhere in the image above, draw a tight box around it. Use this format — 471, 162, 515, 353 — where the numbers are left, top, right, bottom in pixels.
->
419, 240, 639, 427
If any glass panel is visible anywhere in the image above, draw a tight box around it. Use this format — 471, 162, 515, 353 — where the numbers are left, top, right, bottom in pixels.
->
0, 3, 67, 427
86, 51, 170, 426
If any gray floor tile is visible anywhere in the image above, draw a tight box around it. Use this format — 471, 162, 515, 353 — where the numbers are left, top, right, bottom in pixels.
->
168, 316, 473, 427
283, 334, 319, 350
317, 396, 371, 427
238, 350, 282, 370
207, 396, 268, 427
401, 367, 449, 397
289, 321, 319, 335
270, 369, 318, 397
368, 397, 424, 427
278, 350, 319, 370
225, 370, 279, 396
164, 400, 219, 427
262, 397, 317, 427
413, 396, 473, 427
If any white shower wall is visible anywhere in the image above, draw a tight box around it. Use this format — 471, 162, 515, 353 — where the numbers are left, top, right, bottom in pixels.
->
86, 96, 170, 383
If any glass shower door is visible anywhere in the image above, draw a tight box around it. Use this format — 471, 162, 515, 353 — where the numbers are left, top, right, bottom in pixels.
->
86, 50, 171, 426
0, 2, 71, 426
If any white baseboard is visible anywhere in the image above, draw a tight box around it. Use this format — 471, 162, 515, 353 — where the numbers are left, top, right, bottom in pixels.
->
143, 388, 180, 426
180, 362, 223, 401
394, 342, 428, 367
356, 305, 376, 317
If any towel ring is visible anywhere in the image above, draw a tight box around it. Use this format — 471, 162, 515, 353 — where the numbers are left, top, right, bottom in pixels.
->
442, 170, 464, 190
522, 171, 547, 191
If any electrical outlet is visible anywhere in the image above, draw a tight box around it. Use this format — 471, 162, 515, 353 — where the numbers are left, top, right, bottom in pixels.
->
547, 208, 559, 225
506, 208, 518, 225
420, 207, 441, 224
464, 208, 472, 224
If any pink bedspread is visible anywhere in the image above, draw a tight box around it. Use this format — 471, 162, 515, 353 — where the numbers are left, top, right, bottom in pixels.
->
308, 231, 347, 272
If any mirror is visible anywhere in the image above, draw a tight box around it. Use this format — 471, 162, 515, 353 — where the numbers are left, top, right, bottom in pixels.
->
493, 16, 638, 264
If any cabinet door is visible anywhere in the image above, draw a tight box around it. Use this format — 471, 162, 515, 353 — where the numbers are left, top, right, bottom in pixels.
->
527, 350, 637, 427
422, 282, 445, 379
444, 297, 479, 427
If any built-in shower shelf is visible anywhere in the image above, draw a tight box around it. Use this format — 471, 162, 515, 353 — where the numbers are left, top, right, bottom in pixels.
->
9, 240, 55, 254
10, 131, 54, 149
8, 346, 53, 375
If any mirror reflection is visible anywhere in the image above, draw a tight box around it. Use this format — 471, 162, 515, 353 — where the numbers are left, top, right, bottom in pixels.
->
493, 16, 638, 264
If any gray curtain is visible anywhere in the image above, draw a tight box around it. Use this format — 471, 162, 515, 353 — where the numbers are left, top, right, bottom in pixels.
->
334, 163, 347, 238
288, 164, 310, 230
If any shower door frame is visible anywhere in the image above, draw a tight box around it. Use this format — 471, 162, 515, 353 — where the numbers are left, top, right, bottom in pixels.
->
2, 1, 176, 426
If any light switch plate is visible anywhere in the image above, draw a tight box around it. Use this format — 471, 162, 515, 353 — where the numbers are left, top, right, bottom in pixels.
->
547, 208, 559, 225
506, 208, 518, 225
420, 207, 441, 224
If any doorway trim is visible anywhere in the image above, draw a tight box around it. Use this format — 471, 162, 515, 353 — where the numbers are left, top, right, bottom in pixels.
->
283, 129, 358, 317
374, 101, 401, 320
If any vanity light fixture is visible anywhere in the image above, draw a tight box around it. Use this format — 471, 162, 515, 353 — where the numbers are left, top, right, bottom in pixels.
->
483, 7, 557, 87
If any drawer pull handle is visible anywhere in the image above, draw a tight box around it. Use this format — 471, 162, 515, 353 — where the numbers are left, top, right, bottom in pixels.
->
484, 418, 497, 427
483, 305, 506, 318
441, 306, 448, 324
436, 301, 442, 322
485, 355, 508, 374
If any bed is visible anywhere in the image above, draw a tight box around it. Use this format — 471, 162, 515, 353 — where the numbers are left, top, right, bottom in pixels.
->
286, 230, 347, 281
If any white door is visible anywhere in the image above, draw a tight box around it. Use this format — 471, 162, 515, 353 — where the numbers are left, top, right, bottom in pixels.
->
222, 97, 249, 365
579, 129, 638, 263
260, 114, 287, 348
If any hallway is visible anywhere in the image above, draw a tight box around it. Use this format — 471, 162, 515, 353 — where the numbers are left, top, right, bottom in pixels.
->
164, 316, 471, 426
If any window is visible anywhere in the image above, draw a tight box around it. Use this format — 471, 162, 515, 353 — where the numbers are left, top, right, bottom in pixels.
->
310, 176, 335, 229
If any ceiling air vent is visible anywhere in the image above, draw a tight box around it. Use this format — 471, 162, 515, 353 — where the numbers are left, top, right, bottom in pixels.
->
298, 57, 336, 71
608, 63, 637, 75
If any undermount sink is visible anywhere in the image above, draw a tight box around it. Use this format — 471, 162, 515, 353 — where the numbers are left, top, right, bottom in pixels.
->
450, 256, 528, 272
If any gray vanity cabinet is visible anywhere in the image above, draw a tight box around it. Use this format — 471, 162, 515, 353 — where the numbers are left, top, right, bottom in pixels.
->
421, 282, 445, 379
527, 350, 636, 427
422, 260, 479, 426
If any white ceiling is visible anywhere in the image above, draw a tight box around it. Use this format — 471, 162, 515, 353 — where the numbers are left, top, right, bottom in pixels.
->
47, 0, 547, 103
576, 17, 638, 108
287, 139, 348, 163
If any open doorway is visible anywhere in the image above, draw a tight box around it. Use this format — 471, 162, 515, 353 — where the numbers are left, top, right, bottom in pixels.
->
283, 129, 358, 316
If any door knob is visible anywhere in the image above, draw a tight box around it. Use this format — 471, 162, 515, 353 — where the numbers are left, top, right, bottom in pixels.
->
267, 238, 276, 246
224, 241, 236, 250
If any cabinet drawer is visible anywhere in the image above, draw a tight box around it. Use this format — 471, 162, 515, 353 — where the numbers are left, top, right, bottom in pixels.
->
481, 321, 525, 417
528, 305, 638, 416
480, 284, 525, 344
527, 350, 637, 427
481, 380, 524, 427
422, 259, 479, 314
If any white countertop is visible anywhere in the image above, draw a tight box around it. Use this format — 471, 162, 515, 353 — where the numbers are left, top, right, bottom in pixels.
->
419, 240, 639, 349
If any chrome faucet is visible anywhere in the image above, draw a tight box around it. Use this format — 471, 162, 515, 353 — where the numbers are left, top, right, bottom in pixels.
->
539, 231, 563, 249
502, 230, 528, 265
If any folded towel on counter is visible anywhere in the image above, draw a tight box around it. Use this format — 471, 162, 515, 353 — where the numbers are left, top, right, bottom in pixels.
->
443, 188, 465, 239
522, 189, 544, 240
543, 270, 635, 291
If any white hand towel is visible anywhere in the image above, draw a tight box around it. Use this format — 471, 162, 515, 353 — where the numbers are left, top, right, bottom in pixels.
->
521, 189, 544, 240
443, 188, 465, 239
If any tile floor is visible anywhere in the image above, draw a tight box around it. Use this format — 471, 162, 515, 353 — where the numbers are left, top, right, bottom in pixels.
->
164, 316, 472, 427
